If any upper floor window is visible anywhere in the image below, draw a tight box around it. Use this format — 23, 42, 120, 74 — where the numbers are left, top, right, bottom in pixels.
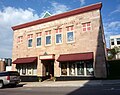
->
117, 38, 120, 45
17, 36, 23, 43
56, 29, 62, 44
36, 32, 42, 46
111, 39, 114, 45
67, 32, 74, 42
45, 31, 51, 45
82, 22, 91, 31
27, 34, 33, 47
66, 26, 74, 43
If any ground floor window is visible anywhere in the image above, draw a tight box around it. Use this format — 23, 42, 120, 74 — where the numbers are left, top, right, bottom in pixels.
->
69, 63, 75, 75
77, 61, 84, 75
60, 60, 93, 76
16, 63, 37, 75
61, 63, 67, 75
22, 66, 26, 75
86, 61, 94, 75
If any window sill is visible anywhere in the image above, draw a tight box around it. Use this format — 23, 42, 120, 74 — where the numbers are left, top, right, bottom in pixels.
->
45, 44, 52, 46
28, 47, 33, 49
36, 46, 42, 48
55, 43, 62, 45
66, 41, 75, 44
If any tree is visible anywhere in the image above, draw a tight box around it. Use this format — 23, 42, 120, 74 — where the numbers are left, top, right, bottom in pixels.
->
108, 46, 120, 60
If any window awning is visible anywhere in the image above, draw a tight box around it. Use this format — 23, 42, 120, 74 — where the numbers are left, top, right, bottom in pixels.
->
13, 57, 37, 64
57, 52, 93, 62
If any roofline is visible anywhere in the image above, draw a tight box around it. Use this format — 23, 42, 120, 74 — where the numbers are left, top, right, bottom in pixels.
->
12, 2, 102, 30
110, 34, 120, 38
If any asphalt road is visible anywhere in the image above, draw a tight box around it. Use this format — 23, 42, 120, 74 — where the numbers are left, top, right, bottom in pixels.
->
0, 84, 120, 95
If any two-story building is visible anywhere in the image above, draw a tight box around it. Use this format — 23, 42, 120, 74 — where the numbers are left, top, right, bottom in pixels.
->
12, 2, 107, 81
110, 35, 120, 59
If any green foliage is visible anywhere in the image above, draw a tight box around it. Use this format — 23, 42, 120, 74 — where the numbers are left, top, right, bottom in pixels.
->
108, 46, 120, 60
38, 77, 42, 82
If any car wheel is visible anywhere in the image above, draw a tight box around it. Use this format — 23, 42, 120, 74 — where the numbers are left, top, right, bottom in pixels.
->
0, 81, 3, 88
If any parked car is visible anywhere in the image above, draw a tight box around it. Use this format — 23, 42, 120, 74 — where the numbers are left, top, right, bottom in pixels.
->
0, 71, 20, 88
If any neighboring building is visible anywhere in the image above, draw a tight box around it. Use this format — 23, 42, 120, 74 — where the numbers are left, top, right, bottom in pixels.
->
0, 59, 5, 72
110, 35, 120, 59
0, 58, 12, 71
5, 58, 12, 71
4, 58, 12, 66
12, 2, 107, 81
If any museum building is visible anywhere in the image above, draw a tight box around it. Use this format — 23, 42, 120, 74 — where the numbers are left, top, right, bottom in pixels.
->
12, 2, 107, 81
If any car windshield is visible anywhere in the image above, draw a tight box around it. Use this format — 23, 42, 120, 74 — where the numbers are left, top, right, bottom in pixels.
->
0, 72, 9, 76
0, 71, 20, 76
8, 72, 20, 76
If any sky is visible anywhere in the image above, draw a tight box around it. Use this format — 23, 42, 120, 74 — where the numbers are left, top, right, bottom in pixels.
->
0, 0, 120, 58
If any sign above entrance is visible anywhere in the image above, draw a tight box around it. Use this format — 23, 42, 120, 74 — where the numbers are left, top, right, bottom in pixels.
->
39, 54, 55, 60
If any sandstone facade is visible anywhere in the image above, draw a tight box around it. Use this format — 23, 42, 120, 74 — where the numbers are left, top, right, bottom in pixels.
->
12, 3, 107, 78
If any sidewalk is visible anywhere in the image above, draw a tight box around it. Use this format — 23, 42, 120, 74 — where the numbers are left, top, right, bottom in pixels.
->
20, 80, 120, 87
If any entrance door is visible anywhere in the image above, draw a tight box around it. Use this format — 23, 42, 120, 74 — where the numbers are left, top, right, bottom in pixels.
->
42, 60, 54, 79
45, 64, 50, 76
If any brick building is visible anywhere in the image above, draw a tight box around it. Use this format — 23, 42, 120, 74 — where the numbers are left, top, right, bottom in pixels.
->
0, 59, 5, 72
12, 2, 107, 81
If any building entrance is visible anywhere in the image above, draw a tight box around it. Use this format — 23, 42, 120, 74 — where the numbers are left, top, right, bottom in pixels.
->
42, 60, 54, 79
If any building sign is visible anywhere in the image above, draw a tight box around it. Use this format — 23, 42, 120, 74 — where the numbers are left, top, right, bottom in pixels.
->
39, 54, 55, 60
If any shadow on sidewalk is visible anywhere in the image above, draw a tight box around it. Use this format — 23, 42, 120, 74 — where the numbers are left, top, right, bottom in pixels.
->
66, 80, 120, 95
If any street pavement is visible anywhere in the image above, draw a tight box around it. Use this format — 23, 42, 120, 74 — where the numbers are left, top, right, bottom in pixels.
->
1, 80, 120, 95
1, 82, 120, 95
20, 80, 120, 87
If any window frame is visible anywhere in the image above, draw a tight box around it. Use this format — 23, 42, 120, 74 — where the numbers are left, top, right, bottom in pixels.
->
66, 26, 75, 43
55, 29, 62, 45
36, 32, 42, 47
36, 37, 42, 47
111, 39, 114, 45
17, 36, 23, 43
82, 22, 91, 32
66, 31, 75, 43
27, 34, 33, 48
28, 38, 33, 48
116, 38, 120, 45
45, 31, 52, 46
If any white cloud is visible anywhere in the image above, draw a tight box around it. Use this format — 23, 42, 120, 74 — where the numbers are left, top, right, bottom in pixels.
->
0, 7, 39, 58
0, 2, 69, 58
79, 0, 85, 6
104, 21, 120, 47
42, 2, 70, 16
110, 5, 120, 15
51, 2, 70, 14
104, 21, 120, 32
